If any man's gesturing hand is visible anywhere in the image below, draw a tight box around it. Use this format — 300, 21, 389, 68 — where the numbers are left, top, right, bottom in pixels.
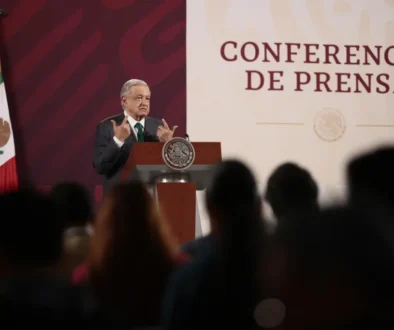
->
112, 116, 131, 142
157, 119, 178, 142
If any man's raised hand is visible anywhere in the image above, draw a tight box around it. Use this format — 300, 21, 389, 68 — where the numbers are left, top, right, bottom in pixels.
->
157, 119, 178, 142
112, 116, 131, 142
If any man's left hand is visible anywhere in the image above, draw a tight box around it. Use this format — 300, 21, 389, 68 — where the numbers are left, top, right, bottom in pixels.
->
157, 119, 178, 142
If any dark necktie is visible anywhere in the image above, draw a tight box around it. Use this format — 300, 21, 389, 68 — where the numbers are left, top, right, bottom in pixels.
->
134, 122, 144, 142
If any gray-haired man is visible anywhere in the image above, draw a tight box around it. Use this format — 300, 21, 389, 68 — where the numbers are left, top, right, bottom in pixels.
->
93, 79, 177, 191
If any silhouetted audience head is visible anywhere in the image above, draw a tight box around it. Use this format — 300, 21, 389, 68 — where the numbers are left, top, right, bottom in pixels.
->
50, 181, 93, 228
205, 159, 262, 233
265, 162, 319, 220
0, 188, 64, 272
347, 146, 394, 210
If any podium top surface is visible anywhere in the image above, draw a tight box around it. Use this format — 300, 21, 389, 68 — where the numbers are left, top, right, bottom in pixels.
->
122, 141, 222, 190
129, 141, 221, 165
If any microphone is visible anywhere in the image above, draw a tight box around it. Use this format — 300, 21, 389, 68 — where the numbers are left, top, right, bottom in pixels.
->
185, 134, 190, 141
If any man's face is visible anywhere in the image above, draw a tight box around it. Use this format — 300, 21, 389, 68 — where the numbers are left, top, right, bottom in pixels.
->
122, 85, 151, 120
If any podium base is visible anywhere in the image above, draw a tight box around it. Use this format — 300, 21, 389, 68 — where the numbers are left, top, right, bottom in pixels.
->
154, 181, 196, 244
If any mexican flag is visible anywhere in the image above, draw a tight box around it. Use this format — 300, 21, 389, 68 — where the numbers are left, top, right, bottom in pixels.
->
0, 60, 18, 192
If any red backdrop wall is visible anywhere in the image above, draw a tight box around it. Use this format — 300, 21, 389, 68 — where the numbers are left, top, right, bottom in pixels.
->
0, 0, 186, 201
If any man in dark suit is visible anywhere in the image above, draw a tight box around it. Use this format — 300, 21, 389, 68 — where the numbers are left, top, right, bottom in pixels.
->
93, 79, 177, 191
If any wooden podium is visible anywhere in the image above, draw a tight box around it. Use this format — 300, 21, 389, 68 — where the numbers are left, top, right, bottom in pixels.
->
120, 141, 221, 244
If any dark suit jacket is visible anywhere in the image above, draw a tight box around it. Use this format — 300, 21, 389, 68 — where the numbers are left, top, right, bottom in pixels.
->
93, 112, 162, 191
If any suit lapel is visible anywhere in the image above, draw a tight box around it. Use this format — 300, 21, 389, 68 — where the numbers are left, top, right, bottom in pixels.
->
127, 123, 137, 144
145, 117, 156, 136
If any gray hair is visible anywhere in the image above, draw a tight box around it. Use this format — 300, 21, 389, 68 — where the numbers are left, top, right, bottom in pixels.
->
120, 79, 148, 98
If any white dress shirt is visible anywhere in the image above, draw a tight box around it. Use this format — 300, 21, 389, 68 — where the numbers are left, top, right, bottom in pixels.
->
113, 111, 145, 147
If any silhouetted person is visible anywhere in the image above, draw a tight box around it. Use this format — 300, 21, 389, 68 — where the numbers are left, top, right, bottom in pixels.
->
162, 159, 265, 329
50, 181, 93, 229
0, 188, 98, 326
347, 146, 394, 212
264, 162, 319, 223
78, 181, 189, 327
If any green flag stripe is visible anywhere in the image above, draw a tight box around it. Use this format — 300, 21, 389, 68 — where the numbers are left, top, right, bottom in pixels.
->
0, 73, 3, 84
